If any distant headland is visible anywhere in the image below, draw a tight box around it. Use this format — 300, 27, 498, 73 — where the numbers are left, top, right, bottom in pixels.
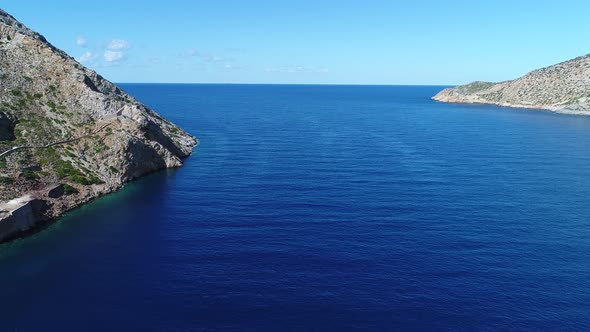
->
433, 54, 590, 115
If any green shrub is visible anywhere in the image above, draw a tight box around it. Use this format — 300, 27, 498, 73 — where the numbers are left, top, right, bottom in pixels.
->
15, 99, 27, 109
55, 159, 76, 178
22, 170, 38, 180
70, 174, 103, 185
55, 159, 104, 185
69, 174, 88, 184
63, 184, 78, 195
0, 176, 13, 184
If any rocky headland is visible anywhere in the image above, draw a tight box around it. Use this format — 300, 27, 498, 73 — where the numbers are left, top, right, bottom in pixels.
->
433, 54, 590, 115
0, 9, 197, 242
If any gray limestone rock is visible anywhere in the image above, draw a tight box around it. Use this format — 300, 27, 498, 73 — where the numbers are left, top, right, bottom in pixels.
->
433, 54, 590, 115
0, 8, 198, 242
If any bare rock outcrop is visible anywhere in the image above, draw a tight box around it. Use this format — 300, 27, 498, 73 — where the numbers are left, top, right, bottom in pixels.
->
433, 55, 590, 115
0, 9, 197, 241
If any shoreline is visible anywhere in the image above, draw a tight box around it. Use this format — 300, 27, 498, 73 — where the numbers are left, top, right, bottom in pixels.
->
0, 144, 197, 244
432, 95, 590, 117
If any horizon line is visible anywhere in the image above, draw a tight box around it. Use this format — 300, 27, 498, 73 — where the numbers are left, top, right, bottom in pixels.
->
115, 82, 458, 87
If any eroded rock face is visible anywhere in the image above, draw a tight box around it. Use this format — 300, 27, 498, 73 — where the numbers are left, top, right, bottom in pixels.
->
433, 55, 590, 115
0, 195, 49, 242
0, 9, 198, 241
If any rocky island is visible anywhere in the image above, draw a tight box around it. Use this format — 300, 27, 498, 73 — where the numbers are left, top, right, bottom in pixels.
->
433, 54, 590, 115
0, 9, 197, 242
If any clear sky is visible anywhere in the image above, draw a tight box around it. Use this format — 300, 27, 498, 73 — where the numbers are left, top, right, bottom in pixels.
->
3, 1, 590, 85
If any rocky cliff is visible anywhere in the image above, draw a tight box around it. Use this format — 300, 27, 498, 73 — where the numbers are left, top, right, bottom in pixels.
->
0, 9, 197, 242
433, 54, 590, 114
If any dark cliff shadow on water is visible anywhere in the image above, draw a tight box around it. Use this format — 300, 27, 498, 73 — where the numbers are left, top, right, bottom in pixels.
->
0, 164, 186, 330
0, 166, 180, 261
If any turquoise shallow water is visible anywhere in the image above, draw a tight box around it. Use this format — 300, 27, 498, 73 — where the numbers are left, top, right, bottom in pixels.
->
2, 84, 590, 331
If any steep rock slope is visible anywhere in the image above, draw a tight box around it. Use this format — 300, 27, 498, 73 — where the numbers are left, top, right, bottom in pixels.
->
0, 9, 197, 241
433, 55, 590, 114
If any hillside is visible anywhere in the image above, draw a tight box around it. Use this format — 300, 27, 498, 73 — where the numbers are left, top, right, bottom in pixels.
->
0, 9, 197, 241
433, 55, 590, 114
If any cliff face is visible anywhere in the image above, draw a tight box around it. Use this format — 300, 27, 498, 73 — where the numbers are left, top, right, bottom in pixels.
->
0, 10, 197, 242
433, 54, 590, 114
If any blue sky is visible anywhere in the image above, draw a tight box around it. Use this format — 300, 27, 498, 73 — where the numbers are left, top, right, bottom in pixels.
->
3, 1, 590, 84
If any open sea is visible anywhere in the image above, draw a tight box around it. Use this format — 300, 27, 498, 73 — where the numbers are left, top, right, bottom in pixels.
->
2, 84, 590, 331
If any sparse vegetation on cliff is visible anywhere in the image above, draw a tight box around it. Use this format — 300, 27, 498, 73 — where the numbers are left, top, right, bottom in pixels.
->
0, 8, 197, 242
433, 54, 590, 114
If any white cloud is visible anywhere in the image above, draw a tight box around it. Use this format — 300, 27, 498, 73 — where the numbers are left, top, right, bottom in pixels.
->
187, 49, 230, 62
77, 51, 95, 63
187, 49, 200, 57
183, 48, 243, 70
206, 55, 226, 62
104, 50, 125, 63
107, 39, 130, 50
223, 64, 243, 70
147, 57, 161, 64
265, 66, 329, 74
76, 36, 88, 47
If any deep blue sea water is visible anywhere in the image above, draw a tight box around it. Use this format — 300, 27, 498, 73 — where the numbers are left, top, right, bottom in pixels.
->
2, 85, 590, 331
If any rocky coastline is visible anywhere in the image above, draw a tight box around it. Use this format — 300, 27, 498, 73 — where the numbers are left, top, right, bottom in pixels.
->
0, 9, 197, 243
433, 54, 590, 116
